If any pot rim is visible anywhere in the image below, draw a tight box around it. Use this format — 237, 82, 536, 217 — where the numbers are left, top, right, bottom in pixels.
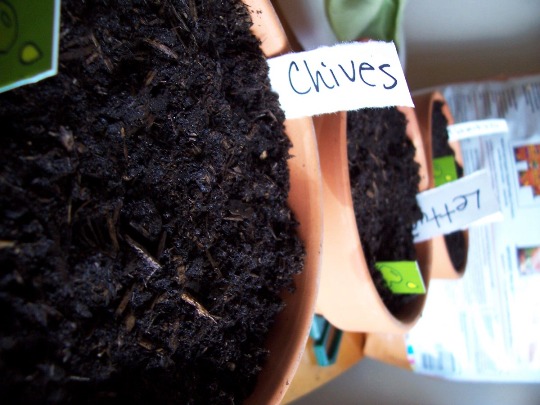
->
315, 107, 431, 333
243, 1, 323, 404
413, 90, 469, 279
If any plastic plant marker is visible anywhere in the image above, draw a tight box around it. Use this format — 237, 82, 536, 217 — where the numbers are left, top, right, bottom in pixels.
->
310, 314, 327, 341
447, 119, 509, 142
376, 261, 426, 294
0, 0, 61, 93
311, 316, 343, 367
433, 155, 458, 187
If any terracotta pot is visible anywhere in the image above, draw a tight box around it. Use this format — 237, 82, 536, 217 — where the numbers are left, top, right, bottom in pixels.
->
413, 91, 469, 279
364, 332, 411, 370
243, 1, 323, 404
314, 108, 431, 334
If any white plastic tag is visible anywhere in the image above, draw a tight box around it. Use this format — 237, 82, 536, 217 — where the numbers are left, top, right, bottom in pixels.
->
447, 119, 508, 141
267, 41, 413, 119
413, 170, 501, 243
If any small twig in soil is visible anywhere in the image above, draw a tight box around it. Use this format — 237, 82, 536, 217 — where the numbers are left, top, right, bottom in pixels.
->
0, 241, 16, 249
369, 151, 384, 168
67, 376, 91, 382
125, 235, 161, 281
156, 231, 167, 259
149, 293, 167, 311
166, 1, 191, 32
168, 320, 181, 352
137, 338, 154, 351
176, 263, 186, 284
59, 126, 74, 151
205, 249, 223, 278
80, 217, 103, 248
143, 38, 179, 60
120, 127, 128, 161
124, 312, 136, 332
115, 284, 134, 317
89, 33, 113, 72
107, 215, 120, 254
144, 70, 157, 87
256, 109, 278, 123
223, 216, 243, 221
180, 292, 218, 323
188, 0, 198, 21
205, 249, 218, 268
67, 197, 72, 225
246, 123, 259, 140
267, 226, 279, 241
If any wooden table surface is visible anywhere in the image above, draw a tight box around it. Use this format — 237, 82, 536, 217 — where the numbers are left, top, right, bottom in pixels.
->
282, 332, 366, 404
282, 330, 412, 403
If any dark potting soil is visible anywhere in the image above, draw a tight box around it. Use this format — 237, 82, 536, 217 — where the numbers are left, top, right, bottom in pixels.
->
432, 101, 467, 271
0, 1, 304, 404
347, 108, 422, 315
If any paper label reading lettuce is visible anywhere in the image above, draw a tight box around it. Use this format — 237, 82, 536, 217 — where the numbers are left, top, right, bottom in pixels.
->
413, 170, 501, 243
267, 41, 413, 119
0, 0, 61, 93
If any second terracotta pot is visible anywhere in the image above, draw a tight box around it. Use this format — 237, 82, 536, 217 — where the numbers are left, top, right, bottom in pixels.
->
414, 91, 469, 279
314, 108, 431, 334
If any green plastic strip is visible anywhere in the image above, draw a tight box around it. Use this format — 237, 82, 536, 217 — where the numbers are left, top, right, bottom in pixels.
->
376, 261, 426, 294
433, 155, 458, 187
0, 0, 61, 93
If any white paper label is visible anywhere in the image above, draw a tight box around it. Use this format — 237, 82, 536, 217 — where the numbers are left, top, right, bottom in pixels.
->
413, 170, 501, 243
447, 119, 508, 141
267, 41, 413, 119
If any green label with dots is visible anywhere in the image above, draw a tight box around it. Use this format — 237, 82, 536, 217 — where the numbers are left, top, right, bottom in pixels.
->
433, 155, 458, 187
0, 0, 60, 93
376, 261, 426, 294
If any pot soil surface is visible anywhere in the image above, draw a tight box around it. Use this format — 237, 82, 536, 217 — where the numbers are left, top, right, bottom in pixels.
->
0, 0, 304, 404
432, 101, 466, 271
347, 107, 422, 314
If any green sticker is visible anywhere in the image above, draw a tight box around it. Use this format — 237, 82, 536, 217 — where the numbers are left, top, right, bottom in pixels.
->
0, 0, 60, 93
433, 155, 458, 187
376, 261, 426, 294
